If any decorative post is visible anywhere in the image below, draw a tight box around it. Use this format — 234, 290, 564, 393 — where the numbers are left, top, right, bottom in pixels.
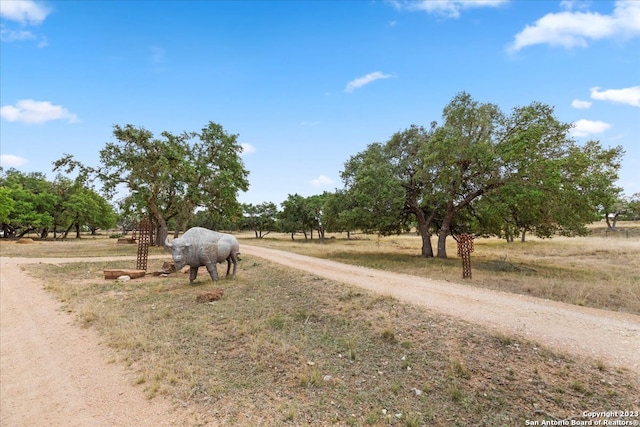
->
136, 218, 151, 271
456, 233, 474, 279
148, 218, 157, 246
131, 219, 139, 241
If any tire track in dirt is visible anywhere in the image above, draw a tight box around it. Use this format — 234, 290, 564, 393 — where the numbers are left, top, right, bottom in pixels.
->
242, 245, 640, 375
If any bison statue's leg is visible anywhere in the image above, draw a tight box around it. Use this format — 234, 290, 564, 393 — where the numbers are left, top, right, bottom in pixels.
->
225, 257, 232, 278
205, 263, 220, 282
189, 266, 199, 284
226, 253, 238, 279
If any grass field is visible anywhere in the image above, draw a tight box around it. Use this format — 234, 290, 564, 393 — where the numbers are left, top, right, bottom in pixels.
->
1, 224, 639, 426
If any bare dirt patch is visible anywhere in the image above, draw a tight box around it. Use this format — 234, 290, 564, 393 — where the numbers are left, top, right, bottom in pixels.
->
0, 256, 189, 427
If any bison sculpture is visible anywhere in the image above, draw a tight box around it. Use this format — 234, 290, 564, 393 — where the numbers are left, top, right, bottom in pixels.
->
164, 227, 239, 283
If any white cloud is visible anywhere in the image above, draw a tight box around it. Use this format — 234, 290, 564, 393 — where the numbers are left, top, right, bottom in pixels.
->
240, 143, 256, 156
571, 119, 611, 137
559, 0, 591, 12
559, 0, 575, 10
398, 0, 508, 18
0, 0, 50, 25
0, 26, 35, 42
0, 154, 28, 168
0, 26, 47, 46
1, 1, 50, 46
590, 86, 640, 107
571, 99, 592, 109
1, 99, 79, 124
345, 71, 392, 93
308, 175, 334, 188
508, 1, 640, 52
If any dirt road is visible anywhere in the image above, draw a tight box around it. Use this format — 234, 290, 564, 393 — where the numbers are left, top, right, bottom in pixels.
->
0, 256, 187, 427
1, 249, 639, 426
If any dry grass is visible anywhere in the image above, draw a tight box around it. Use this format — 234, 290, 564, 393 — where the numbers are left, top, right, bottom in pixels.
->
3, 246, 634, 425
2, 226, 639, 425
0, 235, 165, 258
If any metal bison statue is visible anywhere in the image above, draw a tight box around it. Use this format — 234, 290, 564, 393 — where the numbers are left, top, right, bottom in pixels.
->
164, 227, 239, 284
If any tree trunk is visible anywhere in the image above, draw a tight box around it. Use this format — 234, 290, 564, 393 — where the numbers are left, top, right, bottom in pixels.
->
75, 223, 81, 239
18, 228, 35, 238
437, 228, 448, 258
437, 207, 456, 258
149, 199, 168, 246
413, 206, 434, 258
180, 219, 188, 235
156, 225, 167, 247
437, 186, 490, 258
62, 223, 74, 239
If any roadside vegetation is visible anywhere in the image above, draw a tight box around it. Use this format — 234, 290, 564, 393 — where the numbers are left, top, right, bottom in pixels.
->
2, 233, 638, 426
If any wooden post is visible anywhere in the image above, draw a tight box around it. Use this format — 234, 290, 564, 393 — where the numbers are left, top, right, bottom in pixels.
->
131, 219, 139, 241
136, 218, 151, 271
456, 233, 474, 279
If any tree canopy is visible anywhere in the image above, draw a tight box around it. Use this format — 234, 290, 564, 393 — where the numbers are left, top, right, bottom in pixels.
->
278, 193, 331, 240
241, 202, 278, 238
6, 96, 625, 254
338, 92, 624, 258
0, 168, 116, 238
55, 121, 249, 245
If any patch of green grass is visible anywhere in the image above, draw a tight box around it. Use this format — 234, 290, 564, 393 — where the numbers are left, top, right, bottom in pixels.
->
496, 333, 515, 346
346, 337, 357, 361
267, 314, 286, 330
390, 382, 402, 395
404, 412, 422, 427
380, 328, 396, 343
450, 358, 471, 380
299, 368, 322, 388
448, 382, 464, 402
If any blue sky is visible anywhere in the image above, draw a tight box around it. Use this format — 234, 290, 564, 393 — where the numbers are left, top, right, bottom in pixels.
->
1, 0, 639, 206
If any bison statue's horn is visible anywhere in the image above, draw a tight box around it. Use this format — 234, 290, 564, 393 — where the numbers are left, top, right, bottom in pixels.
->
164, 236, 172, 248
